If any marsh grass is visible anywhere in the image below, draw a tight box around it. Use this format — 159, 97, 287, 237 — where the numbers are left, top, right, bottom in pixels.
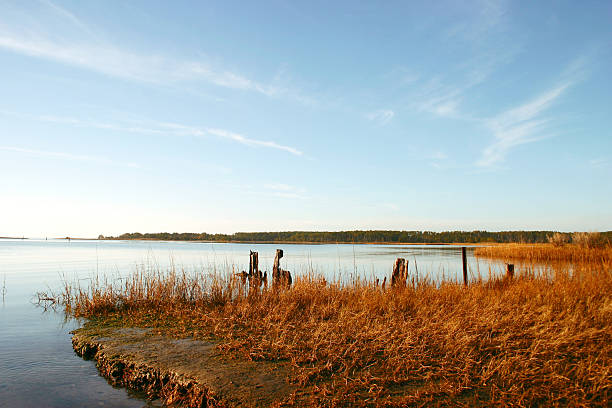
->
474, 243, 612, 265
54, 259, 611, 407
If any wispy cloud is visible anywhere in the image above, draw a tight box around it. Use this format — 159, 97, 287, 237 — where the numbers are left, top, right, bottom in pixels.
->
0, 110, 303, 156
477, 82, 571, 167
381, 203, 399, 211
442, 0, 508, 44
0, 145, 140, 168
0, 30, 278, 94
412, 80, 462, 118
429, 151, 448, 161
262, 183, 308, 199
589, 158, 608, 169
410, 49, 518, 120
427, 151, 450, 169
38, 0, 99, 39
409, 50, 588, 168
206, 129, 302, 156
270, 192, 307, 199
139, 121, 302, 155
0, 1, 311, 102
366, 109, 395, 125
405, 0, 519, 120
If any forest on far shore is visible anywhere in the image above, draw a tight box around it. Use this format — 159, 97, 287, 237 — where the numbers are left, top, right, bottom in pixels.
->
99, 230, 612, 244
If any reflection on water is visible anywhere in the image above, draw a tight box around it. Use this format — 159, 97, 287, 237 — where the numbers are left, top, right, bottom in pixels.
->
0, 239, 510, 406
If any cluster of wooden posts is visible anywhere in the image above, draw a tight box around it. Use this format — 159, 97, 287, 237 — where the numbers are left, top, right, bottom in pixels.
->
237, 247, 515, 290
386, 247, 515, 288
236, 249, 292, 289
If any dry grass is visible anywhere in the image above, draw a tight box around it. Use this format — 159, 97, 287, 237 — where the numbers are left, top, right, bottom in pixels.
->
474, 243, 612, 265
56, 261, 612, 407
547, 232, 569, 247
572, 232, 610, 248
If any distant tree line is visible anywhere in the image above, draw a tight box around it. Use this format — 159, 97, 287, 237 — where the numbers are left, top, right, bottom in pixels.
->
98, 230, 612, 244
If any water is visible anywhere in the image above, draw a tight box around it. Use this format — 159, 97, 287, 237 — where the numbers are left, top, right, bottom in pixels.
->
0, 239, 504, 407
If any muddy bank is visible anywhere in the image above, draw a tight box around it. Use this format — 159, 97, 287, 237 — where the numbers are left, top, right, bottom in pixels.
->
71, 323, 295, 407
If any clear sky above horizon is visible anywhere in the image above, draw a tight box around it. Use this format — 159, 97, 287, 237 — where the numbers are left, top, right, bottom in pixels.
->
1, 0, 611, 237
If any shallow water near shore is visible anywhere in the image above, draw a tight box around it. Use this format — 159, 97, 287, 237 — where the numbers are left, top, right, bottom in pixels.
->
1, 239, 507, 407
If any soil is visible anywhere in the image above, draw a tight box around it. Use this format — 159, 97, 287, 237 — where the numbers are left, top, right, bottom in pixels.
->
72, 322, 296, 407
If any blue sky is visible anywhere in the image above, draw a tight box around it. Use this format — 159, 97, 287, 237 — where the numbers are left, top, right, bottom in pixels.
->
0, 0, 610, 237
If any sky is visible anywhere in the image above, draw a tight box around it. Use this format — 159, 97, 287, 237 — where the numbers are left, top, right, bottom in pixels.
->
0, 0, 611, 237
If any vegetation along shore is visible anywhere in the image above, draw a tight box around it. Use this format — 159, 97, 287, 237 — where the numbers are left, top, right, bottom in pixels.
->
44, 239, 612, 407
99, 230, 612, 245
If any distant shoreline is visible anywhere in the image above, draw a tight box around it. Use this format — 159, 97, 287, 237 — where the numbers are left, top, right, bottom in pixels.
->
9, 230, 611, 245
4, 236, 492, 245
98, 238, 491, 246
101, 230, 601, 245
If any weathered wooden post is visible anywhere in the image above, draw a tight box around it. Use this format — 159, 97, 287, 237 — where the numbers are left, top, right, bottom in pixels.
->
283, 270, 292, 286
506, 263, 514, 279
391, 258, 401, 287
392, 258, 408, 287
462, 247, 468, 286
273, 249, 283, 283
249, 250, 267, 289
272, 249, 292, 287
236, 270, 248, 284
249, 250, 259, 278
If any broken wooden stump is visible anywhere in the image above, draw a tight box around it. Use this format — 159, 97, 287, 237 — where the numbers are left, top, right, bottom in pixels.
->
249, 251, 260, 279
272, 249, 283, 282
248, 251, 266, 288
272, 249, 292, 287
281, 269, 292, 287
506, 263, 514, 279
391, 258, 408, 287
236, 271, 249, 285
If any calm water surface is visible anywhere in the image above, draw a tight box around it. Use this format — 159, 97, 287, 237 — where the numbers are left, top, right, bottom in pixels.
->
0, 239, 505, 407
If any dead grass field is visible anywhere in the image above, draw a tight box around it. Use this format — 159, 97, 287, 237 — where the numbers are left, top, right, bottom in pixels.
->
474, 242, 612, 264
56, 250, 611, 407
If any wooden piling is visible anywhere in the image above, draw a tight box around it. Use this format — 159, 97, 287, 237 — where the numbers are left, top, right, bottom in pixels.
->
392, 258, 408, 287
391, 258, 401, 287
506, 263, 514, 279
462, 247, 468, 286
249, 250, 259, 278
272, 249, 283, 283
272, 249, 291, 287
247, 251, 267, 288
236, 271, 248, 285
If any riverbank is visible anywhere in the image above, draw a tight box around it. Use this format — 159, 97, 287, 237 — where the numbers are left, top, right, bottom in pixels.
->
72, 321, 295, 407
57, 252, 611, 407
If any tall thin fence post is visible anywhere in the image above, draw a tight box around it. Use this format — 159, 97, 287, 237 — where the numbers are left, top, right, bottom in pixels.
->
462, 247, 468, 286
